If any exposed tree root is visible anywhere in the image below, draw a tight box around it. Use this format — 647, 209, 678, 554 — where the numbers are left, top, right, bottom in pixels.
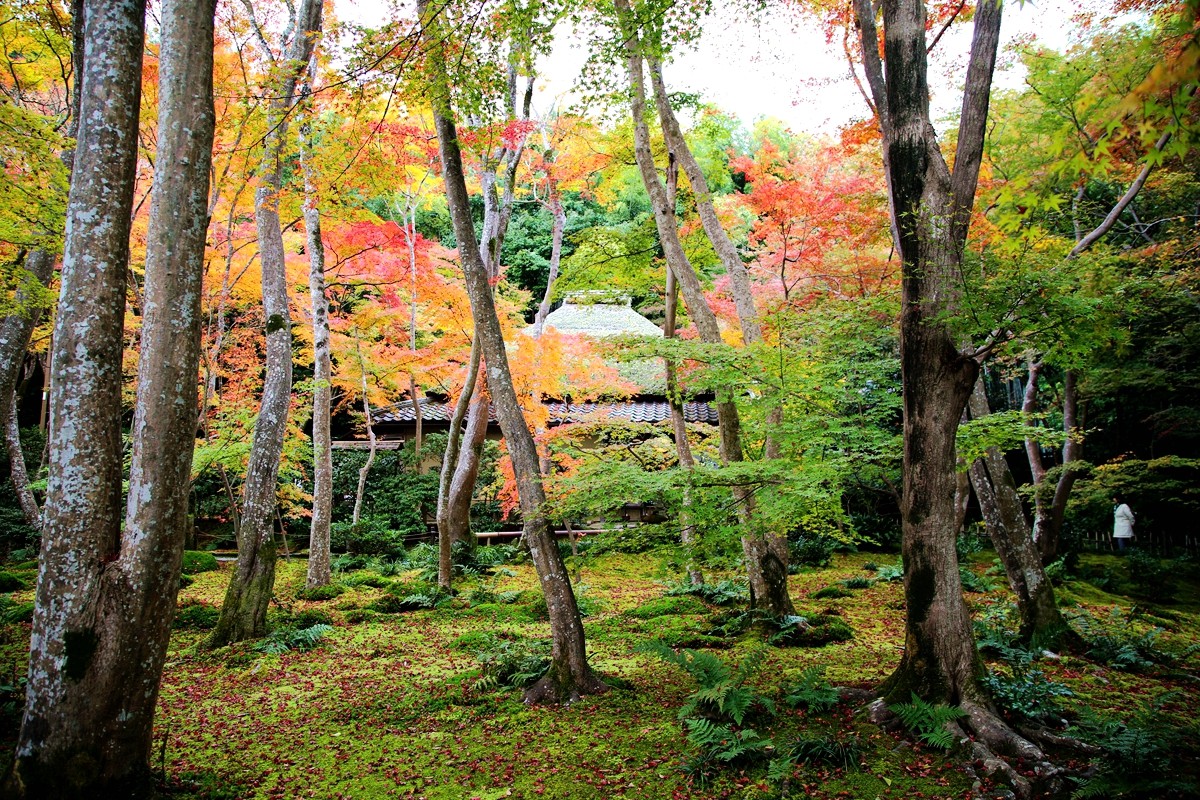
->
855, 694, 1097, 799
522, 672, 608, 706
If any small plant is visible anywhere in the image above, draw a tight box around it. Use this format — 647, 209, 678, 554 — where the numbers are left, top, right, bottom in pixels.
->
768, 732, 861, 785
958, 566, 998, 593
664, 579, 747, 606
876, 560, 904, 582
0, 598, 34, 624
781, 666, 840, 712
841, 576, 873, 590
1069, 607, 1184, 672
180, 550, 219, 575
888, 693, 966, 750
862, 561, 879, 572
463, 635, 551, 690
639, 641, 773, 725
253, 623, 333, 655
811, 585, 853, 600
340, 572, 391, 589
982, 667, 1072, 721
682, 718, 773, 784
1069, 695, 1200, 799
770, 614, 854, 647
0, 571, 27, 591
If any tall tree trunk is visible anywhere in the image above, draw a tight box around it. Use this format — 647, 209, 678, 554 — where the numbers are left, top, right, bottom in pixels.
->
966, 378, 1071, 644
853, 0, 1002, 705
0, 249, 55, 531
406, 202, 424, 466
352, 339, 376, 527
210, 0, 323, 647
8, 0, 215, 794
437, 337, 481, 591
446, 387, 488, 545
615, 0, 794, 617
299, 59, 332, 590
664, 267, 701, 586
6, 398, 41, 530
420, 0, 603, 702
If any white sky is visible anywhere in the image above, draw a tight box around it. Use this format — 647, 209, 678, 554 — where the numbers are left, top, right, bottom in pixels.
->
335, 0, 1082, 137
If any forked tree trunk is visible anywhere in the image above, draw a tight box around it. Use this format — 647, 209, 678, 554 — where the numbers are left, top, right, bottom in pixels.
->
853, 0, 1003, 705
664, 268, 701, 586
7, 0, 215, 794
445, 386, 489, 545
615, 0, 794, 617
437, 338, 481, 591
299, 60, 332, 589
533, 194, 566, 335
420, 0, 603, 702
211, 0, 323, 647
966, 378, 1071, 644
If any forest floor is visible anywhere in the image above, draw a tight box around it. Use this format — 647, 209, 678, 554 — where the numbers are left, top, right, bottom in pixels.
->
1, 543, 1199, 799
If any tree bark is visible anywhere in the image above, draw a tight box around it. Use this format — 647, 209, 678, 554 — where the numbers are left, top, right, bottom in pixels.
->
855, 0, 1003, 705
966, 378, 1070, 644
6, 397, 40, 529
445, 387, 488, 545
299, 59, 332, 589
211, 0, 323, 647
420, 0, 603, 702
664, 268, 701, 586
352, 339, 377, 527
8, 0, 215, 794
614, 0, 793, 617
532, 194, 566, 335
1024, 365, 1082, 563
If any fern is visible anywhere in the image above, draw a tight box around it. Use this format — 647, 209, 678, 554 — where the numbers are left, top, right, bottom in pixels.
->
639, 641, 771, 725
682, 718, 773, 784
253, 623, 333, 655
782, 666, 840, 712
768, 732, 862, 784
888, 693, 966, 750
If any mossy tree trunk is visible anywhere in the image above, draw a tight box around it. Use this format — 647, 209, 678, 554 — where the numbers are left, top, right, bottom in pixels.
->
211, 0, 323, 646
7, 0, 215, 793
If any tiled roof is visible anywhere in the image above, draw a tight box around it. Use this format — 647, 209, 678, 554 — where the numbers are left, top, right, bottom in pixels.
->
525, 299, 665, 339
374, 398, 718, 425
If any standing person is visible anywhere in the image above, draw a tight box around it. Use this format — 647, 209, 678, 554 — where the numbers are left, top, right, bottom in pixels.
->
1113, 496, 1136, 551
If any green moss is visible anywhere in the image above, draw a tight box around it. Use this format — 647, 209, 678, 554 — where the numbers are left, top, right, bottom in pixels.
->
0, 571, 26, 592
173, 604, 220, 630
296, 583, 345, 601
181, 551, 219, 575
624, 595, 708, 618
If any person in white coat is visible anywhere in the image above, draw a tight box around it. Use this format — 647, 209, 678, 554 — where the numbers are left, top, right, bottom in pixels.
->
1113, 495, 1135, 551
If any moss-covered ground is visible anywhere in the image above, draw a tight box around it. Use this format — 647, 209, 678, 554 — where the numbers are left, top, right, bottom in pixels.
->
1, 546, 1198, 798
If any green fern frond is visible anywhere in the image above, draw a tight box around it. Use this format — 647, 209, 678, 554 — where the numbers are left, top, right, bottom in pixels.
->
889, 693, 966, 750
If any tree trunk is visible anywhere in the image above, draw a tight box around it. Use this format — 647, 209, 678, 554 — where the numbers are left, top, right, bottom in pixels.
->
615, 0, 793, 617
445, 387, 488, 545
1024, 365, 1082, 563
437, 337, 482, 591
8, 0, 215, 794
855, 0, 1004, 705
6, 398, 40, 530
665, 268, 702, 586
533, 194, 566, 335
352, 341, 376, 527
211, 0, 323, 647
299, 60, 332, 590
420, 0, 604, 702
966, 378, 1070, 644
406, 202, 424, 467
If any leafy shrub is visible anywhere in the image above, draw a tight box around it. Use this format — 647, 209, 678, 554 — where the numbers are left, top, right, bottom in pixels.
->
1069, 608, 1183, 672
639, 641, 773, 725
0, 571, 27, 592
1069, 696, 1200, 799
173, 603, 219, 630
974, 612, 1035, 667
982, 667, 1072, 721
370, 582, 446, 614
625, 595, 708, 618
665, 579, 747, 606
330, 518, 406, 557
181, 550, 219, 575
841, 576, 873, 590
862, 561, 879, 572
682, 718, 773, 783
253, 623, 333, 655
811, 586, 853, 600
1125, 549, 1178, 603
888, 693, 966, 749
956, 527, 986, 559
471, 544, 521, 569
704, 609, 754, 639
330, 553, 370, 573
790, 535, 834, 569
781, 666, 840, 712
295, 583, 345, 601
